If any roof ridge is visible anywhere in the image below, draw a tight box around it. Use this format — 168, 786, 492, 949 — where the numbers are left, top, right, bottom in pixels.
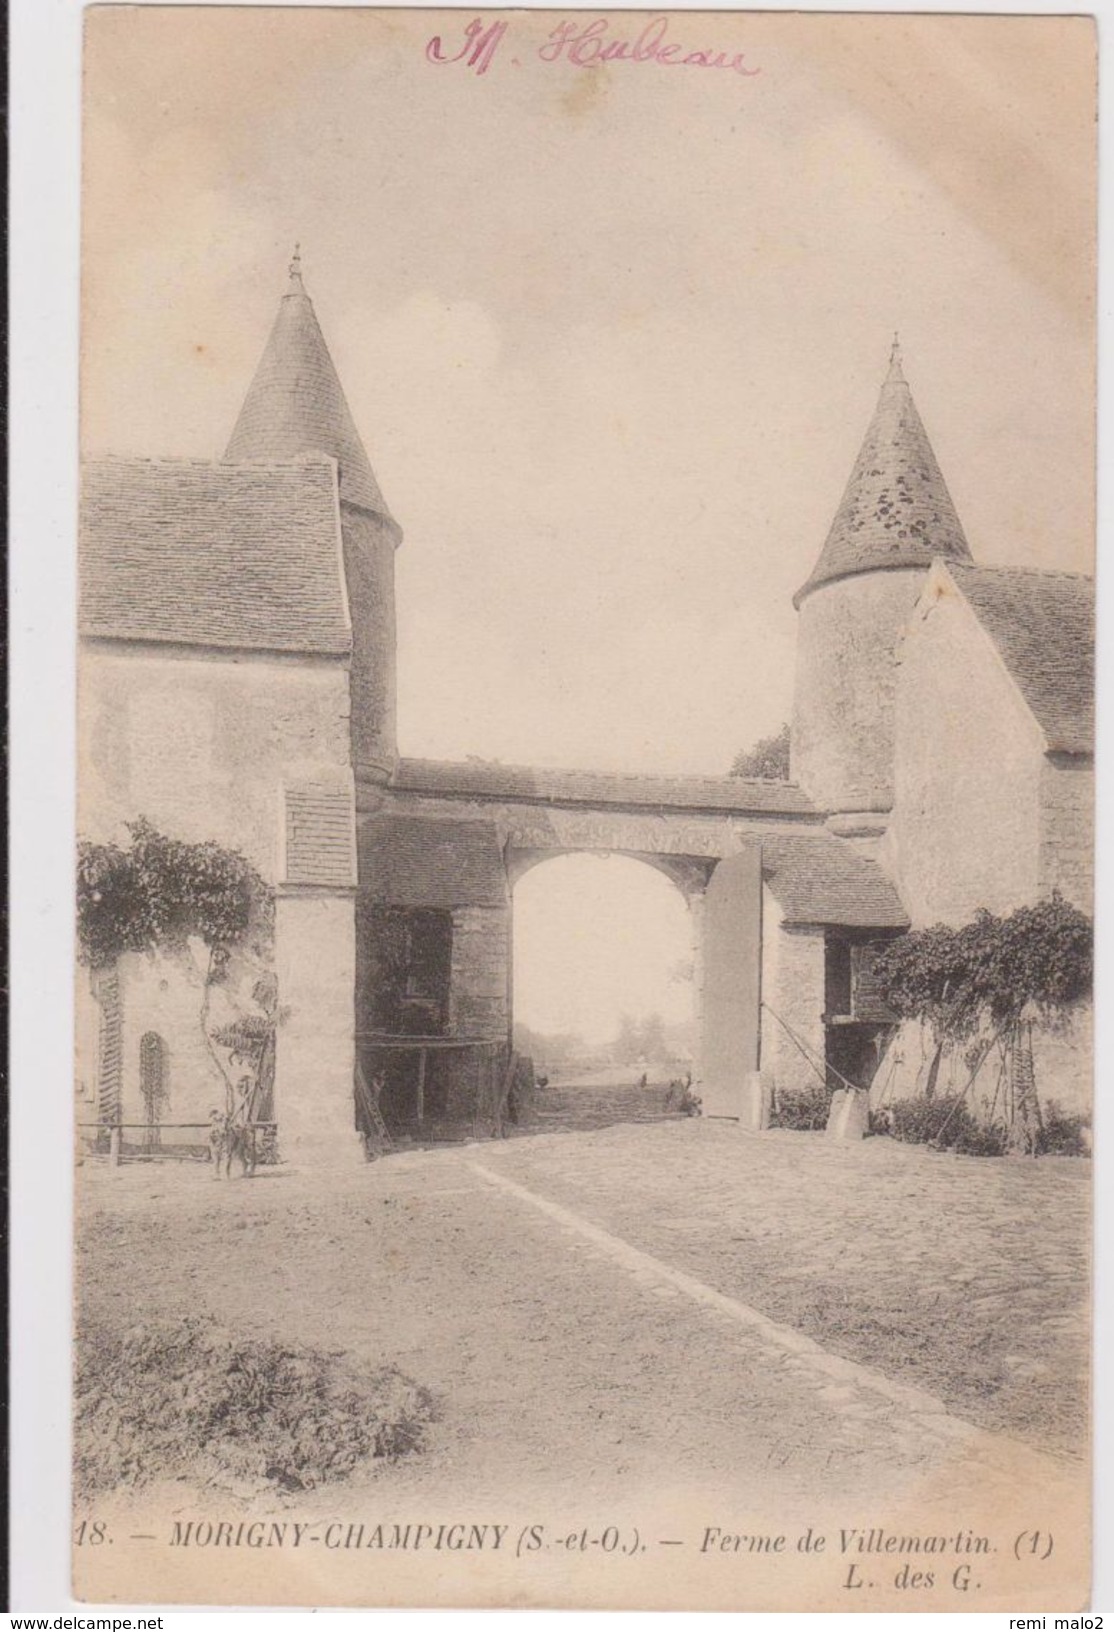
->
84, 452, 339, 473
397, 755, 803, 790
84, 454, 227, 469
946, 559, 1093, 584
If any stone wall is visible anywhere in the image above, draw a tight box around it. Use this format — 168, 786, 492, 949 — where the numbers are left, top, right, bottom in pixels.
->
1039, 755, 1094, 911
342, 506, 398, 790
387, 788, 821, 864
792, 568, 924, 814
274, 892, 361, 1164
759, 894, 826, 1095
891, 581, 1044, 926
79, 644, 352, 880
449, 906, 511, 1041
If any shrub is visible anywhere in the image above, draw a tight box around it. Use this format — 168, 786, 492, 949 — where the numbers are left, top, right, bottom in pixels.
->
1036, 1100, 1091, 1158
770, 1082, 831, 1131
664, 1078, 702, 1116
885, 1093, 1008, 1157
74, 1316, 437, 1496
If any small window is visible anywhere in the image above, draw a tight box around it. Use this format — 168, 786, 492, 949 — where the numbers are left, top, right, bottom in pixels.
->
850, 943, 898, 1023
824, 938, 853, 1019
139, 1031, 169, 1125
365, 908, 453, 1035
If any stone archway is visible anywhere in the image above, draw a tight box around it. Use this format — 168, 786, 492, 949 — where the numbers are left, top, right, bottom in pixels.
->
509, 850, 701, 1126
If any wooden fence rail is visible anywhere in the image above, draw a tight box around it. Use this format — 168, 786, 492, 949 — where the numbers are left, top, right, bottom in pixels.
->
76, 1120, 278, 1167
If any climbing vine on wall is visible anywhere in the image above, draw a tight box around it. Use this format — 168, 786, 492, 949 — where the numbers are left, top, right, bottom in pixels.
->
872, 895, 1092, 1154
77, 820, 275, 1110
871, 895, 1092, 1045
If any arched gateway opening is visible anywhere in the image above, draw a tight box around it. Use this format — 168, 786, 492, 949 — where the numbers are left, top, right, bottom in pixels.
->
512, 854, 698, 1130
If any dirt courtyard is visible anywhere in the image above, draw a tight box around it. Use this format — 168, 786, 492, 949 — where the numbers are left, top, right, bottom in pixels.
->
78, 1119, 1089, 1508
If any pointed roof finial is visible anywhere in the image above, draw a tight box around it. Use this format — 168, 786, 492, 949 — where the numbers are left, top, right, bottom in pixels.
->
287, 242, 305, 294
886, 330, 905, 384
227, 251, 398, 531
793, 341, 971, 605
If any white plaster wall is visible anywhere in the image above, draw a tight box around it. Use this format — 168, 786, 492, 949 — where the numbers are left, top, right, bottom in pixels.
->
74, 973, 102, 1130
1032, 1005, 1092, 1117
114, 947, 226, 1141
874, 1007, 1091, 1121
699, 847, 762, 1117
892, 581, 1044, 926
79, 645, 352, 880
274, 893, 360, 1164
759, 892, 826, 1095
1039, 757, 1094, 911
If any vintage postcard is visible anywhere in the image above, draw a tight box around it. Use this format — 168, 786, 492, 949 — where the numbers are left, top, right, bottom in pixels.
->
73, 6, 1096, 1609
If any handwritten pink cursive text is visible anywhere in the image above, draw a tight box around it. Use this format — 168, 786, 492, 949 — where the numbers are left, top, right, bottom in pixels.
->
426, 18, 509, 76
540, 16, 760, 74
425, 16, 761, 78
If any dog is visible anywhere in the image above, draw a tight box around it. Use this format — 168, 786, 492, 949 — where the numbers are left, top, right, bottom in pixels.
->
208, 1108, 256, 1179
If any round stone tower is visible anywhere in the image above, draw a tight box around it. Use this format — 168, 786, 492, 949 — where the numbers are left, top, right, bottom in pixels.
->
791, 343, 973, 822
226, 251, 402, 794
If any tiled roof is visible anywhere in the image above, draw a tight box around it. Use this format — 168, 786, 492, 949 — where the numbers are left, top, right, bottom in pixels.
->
283, 783, 356, 888
225, 263, 398, 530
392, 758, 818, 818
80, 455, 351, 655
796, 351, 972, 605
358, 815, 508, 907
761, 832, 909, 928
947, 562, 1094, 755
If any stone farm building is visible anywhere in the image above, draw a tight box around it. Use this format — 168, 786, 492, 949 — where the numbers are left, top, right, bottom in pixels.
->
76, 263, 1094, 1162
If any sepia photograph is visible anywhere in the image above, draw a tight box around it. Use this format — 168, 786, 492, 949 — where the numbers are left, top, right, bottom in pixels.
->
67, 5, 1094, 1609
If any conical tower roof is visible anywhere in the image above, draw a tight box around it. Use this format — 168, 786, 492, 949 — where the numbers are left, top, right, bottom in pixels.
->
226, 250, 397, 529
794, 342, 971, 606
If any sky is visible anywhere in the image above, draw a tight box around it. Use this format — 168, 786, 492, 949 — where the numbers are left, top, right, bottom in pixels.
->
82, 8, 1096, 780
79, 9, 1096, 1040
513, 854, 693, 1043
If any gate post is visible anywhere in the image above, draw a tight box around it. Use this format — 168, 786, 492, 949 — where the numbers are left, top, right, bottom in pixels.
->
697, 843, 763, 1120
274, 889, 363, 1166
273, 782, 364, 1167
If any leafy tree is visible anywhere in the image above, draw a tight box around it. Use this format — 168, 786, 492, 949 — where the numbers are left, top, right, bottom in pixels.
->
613, 1011, 670, 1063
639, 1011, 668, 1060
211, 975, 280, 1119
731, 723, 790, 780
77, 820, 275, 1109
615, 1012, 641, 1062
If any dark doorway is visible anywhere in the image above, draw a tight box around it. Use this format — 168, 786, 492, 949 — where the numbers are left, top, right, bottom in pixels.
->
823, 934, 898, 1091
